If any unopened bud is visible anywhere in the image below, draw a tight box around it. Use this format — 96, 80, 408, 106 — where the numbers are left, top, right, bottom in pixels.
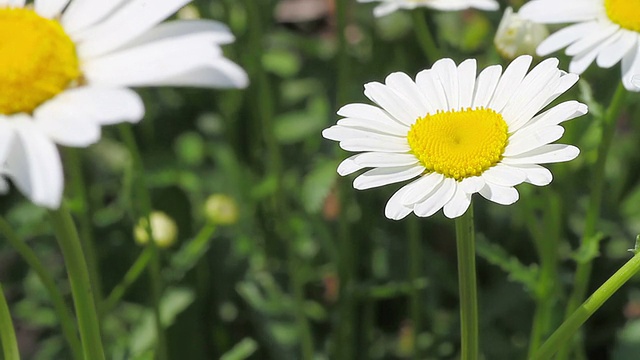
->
494, 7, 548, 60
134, 211, 178, 248
204, 194, 239, 225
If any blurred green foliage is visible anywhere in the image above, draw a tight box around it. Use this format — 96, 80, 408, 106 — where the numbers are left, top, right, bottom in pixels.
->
2, 0, 640, 359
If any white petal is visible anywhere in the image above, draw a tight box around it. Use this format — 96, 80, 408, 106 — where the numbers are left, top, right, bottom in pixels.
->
337, 155, 365, 176
503, 125, 565, 157
76, 0, 192, 58
0, 122, 15, 165
338, 103, 408, 130
488, 55, 532, 112
122, 20, 236, 48
518, 100, 587, 134
480, 164, 527, 187
565, 24, 619, 57
373, 3, 399, 17
353, 165, 424, 190
322, 126, 404, 143
457, 59, 477, 109
35, 0, 70, 18
0, 0, 26, 7
339, 138, 411, 153
459, 176, 485, 193
337, 117, 408, 137
353, 152, 419, 168
62, 0, 128, 33
536, 22, 599, 56
6, 120, 63, 209
433, 58, 460, 110
509, 164, 553, 186
622, 44, 640, 91
132, 59, 249, 89
385, 184, 414, 220
384, 72, 431, 116
363, 82, 422, 125
596, 30, 637, 69
443, 185, 472, 219
34, 87, 144, 126
400, 172, 445, 205
502, 144, 580, 165
479, 182, 519, 205
413, 178, 456, 217
472, 65, 502, 109
415, 69, 449, 112
519, 1, 600, 24
83, 34, 223, 87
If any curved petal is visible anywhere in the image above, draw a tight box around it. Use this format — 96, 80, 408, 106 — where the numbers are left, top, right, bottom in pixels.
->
385, 184, 416, 220
413, 178, 456, 217
443, 185, 472, 219
62, 0, 128, 33
34, 0, 70, 18
479, 182, 519, 205
353, 165, 424, 190
76, 0, 192, 58
6, 120, 63, 209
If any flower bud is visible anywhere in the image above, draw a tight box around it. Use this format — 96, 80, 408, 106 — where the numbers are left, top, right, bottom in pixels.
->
494, 7, 548, 60
134, 211, 178, 248
204, 194, 239, 225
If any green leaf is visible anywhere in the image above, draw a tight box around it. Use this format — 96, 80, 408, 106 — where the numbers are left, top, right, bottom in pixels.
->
301, 159, 339, 214
220, 338, 259, 360
476, 236, 538, 292
274, 96, 329, 144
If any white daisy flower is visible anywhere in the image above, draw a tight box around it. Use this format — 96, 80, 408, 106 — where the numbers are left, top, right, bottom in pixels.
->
519, 0, 640, 91
358, 0, 500, 17
323, 55, 587, 220
0, 0, 248, 208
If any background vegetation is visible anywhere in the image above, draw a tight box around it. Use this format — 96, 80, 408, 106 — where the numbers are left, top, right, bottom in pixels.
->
2, 0, 640, 359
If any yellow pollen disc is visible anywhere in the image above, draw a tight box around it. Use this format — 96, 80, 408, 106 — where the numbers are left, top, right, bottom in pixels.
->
605, 0, 640, 32
0, 7, 80, 115
407, 108, 509, 181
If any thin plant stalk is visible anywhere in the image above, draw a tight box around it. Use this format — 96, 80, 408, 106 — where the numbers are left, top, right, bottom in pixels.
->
49, 204, 105, 360
412, 10, 441, 63
101, 246, 152, 315
245, 1, 314, 358
64, 148, 103, 312
407, 218, 422, 359
532, 247, 640, 359
118, 124, 167, 360
0, 217, 82, 360
0, 283, 20, 360
557, 82, 627, 359
335, 0, 357, 357
455, 203, 478, 360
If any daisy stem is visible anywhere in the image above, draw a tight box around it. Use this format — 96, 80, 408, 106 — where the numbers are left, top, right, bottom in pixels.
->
557, 82, 627, 359
408, 217, 422, 359
64, 148, 103, 314
100, 246, 152, 315
0, 283, 20, 360
412, 10, 441, 63
0, 217, 82, 360
49, 204, 105, 360
531, 246, 640, 360
118, 124, 168, 360
454, 203, 478, 360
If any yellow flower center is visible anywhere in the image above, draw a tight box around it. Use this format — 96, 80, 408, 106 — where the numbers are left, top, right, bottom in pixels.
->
605, 0, 640, 32
407, 108, 508, 181
0, 7, 80, 115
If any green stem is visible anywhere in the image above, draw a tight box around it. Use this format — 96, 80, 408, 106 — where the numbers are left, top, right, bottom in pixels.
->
527, 194, 561, 357
455, 204, 478, 360
532, 249, 640, 360
49, 204, 105, 360
118, 124, 167, 360
101, 247, 152, 315
287, 234, 315, 360
0, 283, 20, 360
64, 148, 103, 314
411, 10, 440, 63
557, 82, 627, 359
0, 218, 82, 360
408, 218, 421, 359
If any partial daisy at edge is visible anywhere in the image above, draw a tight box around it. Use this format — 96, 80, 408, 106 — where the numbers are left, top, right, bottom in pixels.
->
322, 55, 587, 220
357, 0, 500, 17
0, 0, 248, 209
519, 0, 640, 91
